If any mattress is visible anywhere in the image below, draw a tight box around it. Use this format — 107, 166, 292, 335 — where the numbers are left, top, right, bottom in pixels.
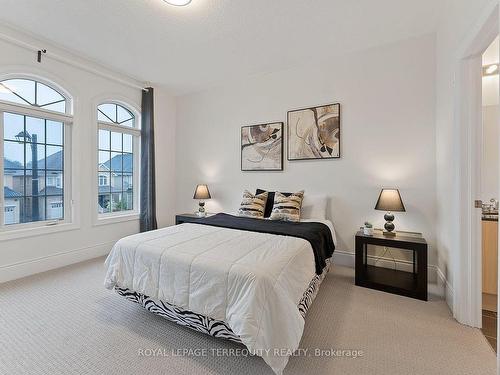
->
104, 219, 336, 374
113, 257, 331, 344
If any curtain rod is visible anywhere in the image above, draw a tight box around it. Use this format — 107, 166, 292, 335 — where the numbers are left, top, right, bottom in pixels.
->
0, 32, 149, 92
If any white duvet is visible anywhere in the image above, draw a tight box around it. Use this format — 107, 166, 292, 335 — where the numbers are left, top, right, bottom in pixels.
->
104, 219, 335, 374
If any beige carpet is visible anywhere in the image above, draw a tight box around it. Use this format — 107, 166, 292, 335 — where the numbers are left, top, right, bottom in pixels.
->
0, 257, 496, 375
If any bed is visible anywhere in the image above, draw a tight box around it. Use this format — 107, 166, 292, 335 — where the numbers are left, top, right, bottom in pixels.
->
104, 213, 336, 374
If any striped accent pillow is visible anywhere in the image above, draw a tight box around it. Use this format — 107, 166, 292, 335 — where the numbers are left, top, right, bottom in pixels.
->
238, 190, 268, 219
269, 191, 305, 222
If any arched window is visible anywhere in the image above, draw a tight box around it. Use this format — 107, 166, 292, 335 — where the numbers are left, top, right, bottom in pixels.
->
1, 77, 72, 228
97, 103, 134, 127
97, 102, 139, 216
0, 78, 68, 113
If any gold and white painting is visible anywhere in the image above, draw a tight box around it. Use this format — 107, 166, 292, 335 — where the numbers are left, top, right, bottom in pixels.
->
287, 103, 340, 160
241, 122, 283, 171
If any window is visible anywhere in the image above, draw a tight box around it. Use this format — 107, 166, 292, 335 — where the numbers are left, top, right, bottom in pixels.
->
98, 174, 108, 186
97, 103, 138, 216
98, 102, 134, 127
47, 175, 62, 188
1, 78, 71, 228
0, 79, 66, 113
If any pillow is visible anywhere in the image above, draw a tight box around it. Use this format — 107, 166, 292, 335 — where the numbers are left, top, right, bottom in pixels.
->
256, 189, 292, 218
269, 191, 305, 222
300, 194, 327, 220
238, 190, 268, 219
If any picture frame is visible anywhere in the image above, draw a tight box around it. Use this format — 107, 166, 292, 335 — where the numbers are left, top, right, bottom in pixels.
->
241, 122, 283, 171
287, 103, 341, 160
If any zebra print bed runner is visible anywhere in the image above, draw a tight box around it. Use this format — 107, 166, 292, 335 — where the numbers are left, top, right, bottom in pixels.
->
114, 258, 331, 344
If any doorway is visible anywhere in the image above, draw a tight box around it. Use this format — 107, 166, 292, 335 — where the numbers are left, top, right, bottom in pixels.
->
454, 0, 498, 335
480, 35, 499, 352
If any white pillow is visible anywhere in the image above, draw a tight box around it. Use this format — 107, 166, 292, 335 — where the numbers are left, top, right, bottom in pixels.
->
300, 194, 327, 219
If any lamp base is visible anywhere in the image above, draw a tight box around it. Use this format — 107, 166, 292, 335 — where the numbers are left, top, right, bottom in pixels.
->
383, 212, 396, 236
197, 201, 206, 217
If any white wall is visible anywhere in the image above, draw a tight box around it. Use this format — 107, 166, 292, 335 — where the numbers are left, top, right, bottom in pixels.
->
482, 37, 499, 107
482, 105, 499, 202
483, 75, 500, 106
0, 26, 176, 282
154, 87, 177, 228
481, 37, 499, 203
435, 0, 498, 306
176, 34, 437, 266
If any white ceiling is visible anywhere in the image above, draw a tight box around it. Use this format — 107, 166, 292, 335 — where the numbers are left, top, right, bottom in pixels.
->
0, 0, 445, 95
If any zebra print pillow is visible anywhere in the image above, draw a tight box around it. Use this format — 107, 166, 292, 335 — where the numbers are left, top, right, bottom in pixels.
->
238, 190, 268, 219
269, 191, 304, 222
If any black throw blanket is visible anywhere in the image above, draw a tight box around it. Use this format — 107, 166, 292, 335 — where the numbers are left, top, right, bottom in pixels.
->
193, 213, 335, 275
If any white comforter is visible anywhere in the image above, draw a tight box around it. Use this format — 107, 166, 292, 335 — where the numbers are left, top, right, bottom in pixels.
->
104, 220, 335, 374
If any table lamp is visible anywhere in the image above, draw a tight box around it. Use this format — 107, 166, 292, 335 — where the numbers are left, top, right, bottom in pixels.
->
375, 188, 406, 235
193, 184, 211, 217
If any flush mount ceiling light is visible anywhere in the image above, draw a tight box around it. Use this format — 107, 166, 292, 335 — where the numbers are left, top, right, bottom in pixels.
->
163, 0, 192, 5
483, 63, 499, 76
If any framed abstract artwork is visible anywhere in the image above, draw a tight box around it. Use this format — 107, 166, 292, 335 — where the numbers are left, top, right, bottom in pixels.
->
287, 103, 341, 160
241, 122, 283, 171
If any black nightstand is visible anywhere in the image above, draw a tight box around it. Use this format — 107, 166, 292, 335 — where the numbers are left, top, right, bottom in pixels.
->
175, 213, 213, 225
355, 230, 428, 301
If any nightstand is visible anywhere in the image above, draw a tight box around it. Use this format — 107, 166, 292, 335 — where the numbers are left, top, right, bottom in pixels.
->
175, 213, 214, 225
355, 230, 428, 301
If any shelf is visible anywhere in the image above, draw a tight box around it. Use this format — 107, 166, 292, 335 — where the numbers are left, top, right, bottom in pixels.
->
356, 265, 420, 299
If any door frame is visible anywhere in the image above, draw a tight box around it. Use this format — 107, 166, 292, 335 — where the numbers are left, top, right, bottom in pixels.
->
455, 2, 499, 328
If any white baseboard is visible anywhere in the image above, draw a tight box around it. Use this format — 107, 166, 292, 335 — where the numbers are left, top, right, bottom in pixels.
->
0, 241, 114, 283
332, 250, 450, 300
332, 250, 356, 267
436, 266, 454, 310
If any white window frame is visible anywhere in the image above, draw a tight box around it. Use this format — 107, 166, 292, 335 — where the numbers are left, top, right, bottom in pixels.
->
98, 174, 108, 187
95, 101, 140, 225
0, 80, 74, 236
47, 175, 62, 188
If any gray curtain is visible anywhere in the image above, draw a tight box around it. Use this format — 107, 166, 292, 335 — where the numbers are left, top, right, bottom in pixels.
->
140, 87, 158, 232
